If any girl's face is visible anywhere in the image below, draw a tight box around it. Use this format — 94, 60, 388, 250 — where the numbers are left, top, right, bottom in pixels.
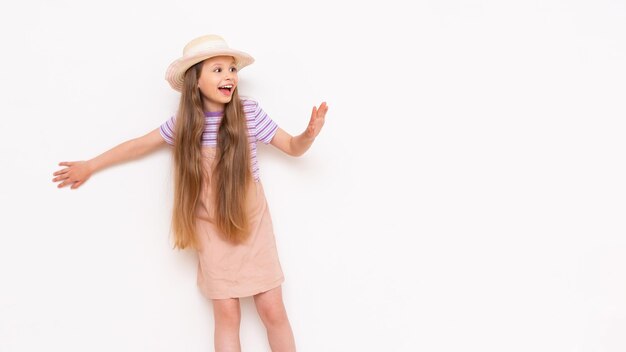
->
197, 55, 239, 112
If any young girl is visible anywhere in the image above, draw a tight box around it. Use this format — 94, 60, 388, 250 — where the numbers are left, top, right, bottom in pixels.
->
52, 34, 328, 351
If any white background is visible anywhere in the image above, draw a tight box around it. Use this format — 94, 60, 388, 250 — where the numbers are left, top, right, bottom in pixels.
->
1, 0, 625, 351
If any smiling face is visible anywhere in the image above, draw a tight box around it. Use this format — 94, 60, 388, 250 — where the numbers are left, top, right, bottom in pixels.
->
197, 55, 239, 112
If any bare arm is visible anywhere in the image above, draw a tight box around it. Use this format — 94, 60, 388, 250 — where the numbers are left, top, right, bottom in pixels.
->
270, 102, 328, 157
53, 128, 167, 189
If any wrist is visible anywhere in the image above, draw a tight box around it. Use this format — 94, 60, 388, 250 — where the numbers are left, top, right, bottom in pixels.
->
298, 132, 315, 142
86, 159, 98, 173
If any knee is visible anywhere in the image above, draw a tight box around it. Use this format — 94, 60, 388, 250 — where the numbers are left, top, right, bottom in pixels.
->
212, 299, 241, 327
257, 302, 288, 327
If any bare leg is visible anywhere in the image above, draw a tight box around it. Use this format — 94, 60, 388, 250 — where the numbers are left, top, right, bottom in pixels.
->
253, 285, 296, 352
212, 297, 242, 352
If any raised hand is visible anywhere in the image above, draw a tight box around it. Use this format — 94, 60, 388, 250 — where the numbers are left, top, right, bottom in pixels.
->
52, 161, 93, 189
304, 102, 328, 139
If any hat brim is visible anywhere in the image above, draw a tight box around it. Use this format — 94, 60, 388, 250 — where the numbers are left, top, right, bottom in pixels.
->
165, 49, 254, 92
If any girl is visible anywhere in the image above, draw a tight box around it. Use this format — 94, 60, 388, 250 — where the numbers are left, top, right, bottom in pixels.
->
52, 34, 328, 352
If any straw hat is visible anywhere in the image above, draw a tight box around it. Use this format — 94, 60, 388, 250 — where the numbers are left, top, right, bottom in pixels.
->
165, 34, 254, 92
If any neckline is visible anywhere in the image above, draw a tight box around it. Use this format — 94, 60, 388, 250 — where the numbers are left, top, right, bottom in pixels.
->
204, 111, 224, 117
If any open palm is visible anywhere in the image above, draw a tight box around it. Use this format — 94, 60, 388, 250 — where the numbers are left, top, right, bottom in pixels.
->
304, 102, 328, 139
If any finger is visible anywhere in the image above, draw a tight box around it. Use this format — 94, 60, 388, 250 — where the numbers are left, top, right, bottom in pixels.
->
71, 181, 82, 189
316, 103, 327, 116
320, 102, 329, 115
53, 168, 70, 176
59, 161, 73, 166
53, 174, 70, 182
59, 173, 77, 186
308, 108, 318, 129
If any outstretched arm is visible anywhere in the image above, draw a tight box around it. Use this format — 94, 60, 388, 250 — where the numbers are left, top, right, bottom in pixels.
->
52, 127, 167, 189
270, 102, 328, 157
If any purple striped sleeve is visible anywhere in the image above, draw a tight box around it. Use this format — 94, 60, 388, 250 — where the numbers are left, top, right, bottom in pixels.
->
159, 116, 176, 145
253, 102, 278, 144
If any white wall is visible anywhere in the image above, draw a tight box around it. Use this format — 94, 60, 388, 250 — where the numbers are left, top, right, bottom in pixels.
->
1, 0, 625, 351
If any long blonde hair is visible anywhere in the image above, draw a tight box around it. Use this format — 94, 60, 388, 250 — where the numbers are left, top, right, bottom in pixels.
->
171, 61, 251, 249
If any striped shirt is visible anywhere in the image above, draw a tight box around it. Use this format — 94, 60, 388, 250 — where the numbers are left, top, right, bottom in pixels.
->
159, 98, 278, 182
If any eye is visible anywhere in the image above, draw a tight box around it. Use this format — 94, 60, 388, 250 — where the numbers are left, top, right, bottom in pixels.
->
229, 67, 238, 72
213, 68, 222, 73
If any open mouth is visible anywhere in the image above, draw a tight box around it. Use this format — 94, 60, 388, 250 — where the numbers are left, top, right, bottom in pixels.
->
218, 85, 233, 96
